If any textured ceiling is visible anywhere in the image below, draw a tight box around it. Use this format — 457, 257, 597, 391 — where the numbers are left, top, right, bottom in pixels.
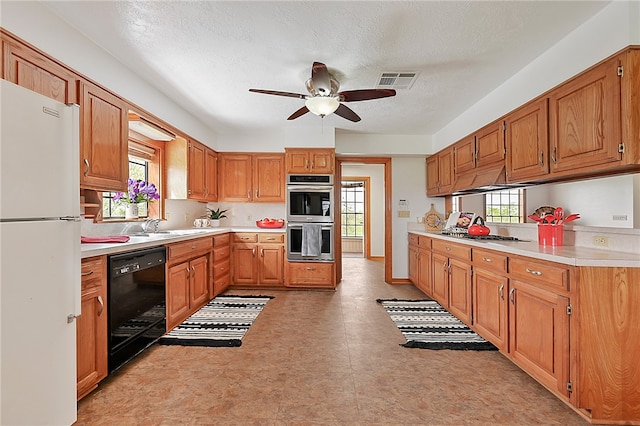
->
43, 1, 609, 136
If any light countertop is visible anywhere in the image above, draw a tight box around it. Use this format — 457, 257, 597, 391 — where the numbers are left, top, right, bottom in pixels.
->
81, 226, 284, 258
409, 230, 640, 268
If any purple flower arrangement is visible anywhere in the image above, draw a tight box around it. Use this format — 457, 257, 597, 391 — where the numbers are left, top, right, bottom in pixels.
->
114, 179, 160, 204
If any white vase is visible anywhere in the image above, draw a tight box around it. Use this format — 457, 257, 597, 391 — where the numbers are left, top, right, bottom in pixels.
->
210, 219, 220, 227
125, 203, 139, 219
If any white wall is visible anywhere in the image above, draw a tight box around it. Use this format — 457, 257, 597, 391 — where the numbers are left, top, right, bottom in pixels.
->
335, 133, 432, 156
0, 1, 218, 147
341, 164, 385, 257
432, 1, 639, 151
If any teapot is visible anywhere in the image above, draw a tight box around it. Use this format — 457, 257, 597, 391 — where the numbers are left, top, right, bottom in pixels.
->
468, 216, 490, 236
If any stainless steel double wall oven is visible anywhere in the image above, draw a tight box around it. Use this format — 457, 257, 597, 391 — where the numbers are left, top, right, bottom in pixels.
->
286, 174, 334, 261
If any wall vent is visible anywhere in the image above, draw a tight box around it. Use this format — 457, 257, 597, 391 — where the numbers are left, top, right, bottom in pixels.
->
376, 72, 419, 89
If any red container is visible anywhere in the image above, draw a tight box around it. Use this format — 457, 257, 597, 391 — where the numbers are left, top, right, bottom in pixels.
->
538, 223, 563, 246
256, 220, 285, 229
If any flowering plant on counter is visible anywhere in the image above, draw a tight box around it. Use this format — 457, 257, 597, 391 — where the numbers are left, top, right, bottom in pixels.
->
114, 179, 160, 204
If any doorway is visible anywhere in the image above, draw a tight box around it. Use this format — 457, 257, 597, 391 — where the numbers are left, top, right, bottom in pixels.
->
335, 157, 392, 284
340, 177, 369, 258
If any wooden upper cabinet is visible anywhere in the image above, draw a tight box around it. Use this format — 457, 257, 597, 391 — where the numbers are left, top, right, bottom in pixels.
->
548, 55, 622, 175
218, 153, 252, 202
253, 154, 285, 202
2, 32, 78, 104
205, 149, 218, 202
219, 153, 285, 202
426, 147, 453, 197
475, 120, 505, 168
79, 81, 128, 191
453, 136, 476, 175
505, 97, 549, 183
187, 140, 207, 201
285, 148, 334, 174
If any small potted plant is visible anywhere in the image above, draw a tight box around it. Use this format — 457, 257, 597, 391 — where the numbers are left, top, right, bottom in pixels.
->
206, 207, 228, 227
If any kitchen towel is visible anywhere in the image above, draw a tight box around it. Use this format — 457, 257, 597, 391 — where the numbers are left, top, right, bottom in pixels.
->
301, 223, 322, 257
81, 235, 130, 244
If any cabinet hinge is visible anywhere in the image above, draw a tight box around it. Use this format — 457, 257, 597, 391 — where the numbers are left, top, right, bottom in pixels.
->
566, 304, 573, 315
567, 381, 573, 393
618, 143, 625, 154
617, 65, 623, 77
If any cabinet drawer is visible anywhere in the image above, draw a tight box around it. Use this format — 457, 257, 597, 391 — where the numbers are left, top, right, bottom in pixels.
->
213, 233, 230, 246
472, 248, 507, 274
258, 233, 284, 244
233, 233, 258, 243
81, 256, 105, 288
213, 245, 230, 261
408, 234, 419, 246
213, 259, 230, 278
167, 237, 212, 262
286, 262, 335, 287
432, 239, 471, 261
509, 257, 569, 291
418, 236, 431, 249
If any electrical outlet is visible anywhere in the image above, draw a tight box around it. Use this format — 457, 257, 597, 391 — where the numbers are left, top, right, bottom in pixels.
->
397, 210, 410, 218
247, 215, 252, 221
593, 236, 609, 247
417, 217, 424, 223
612, 215, 628, 221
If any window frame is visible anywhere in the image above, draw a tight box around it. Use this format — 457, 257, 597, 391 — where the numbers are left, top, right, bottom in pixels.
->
484, 188, 525, 223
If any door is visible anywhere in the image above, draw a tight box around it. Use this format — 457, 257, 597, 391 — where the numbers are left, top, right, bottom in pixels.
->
218, 153, 252, 202
505, 98, 549, 182
431, 252, 449, 307
259, 245, 284, 285
188, 140, 207, 200
232, 244, 258, 284
166, 262, 190, 329
448, 258, 472, 324
189, 256, 209, 309
473, 269, 508, 351
1, 221, 80, 425
253, 154, 285, 202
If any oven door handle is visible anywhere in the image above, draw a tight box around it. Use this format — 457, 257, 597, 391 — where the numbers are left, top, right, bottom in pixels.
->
287, 185, 333, 191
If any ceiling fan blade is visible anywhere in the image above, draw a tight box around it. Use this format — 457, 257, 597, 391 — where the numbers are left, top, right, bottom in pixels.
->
287, 106, 310, 120
339, 89, 396, 102
334, 104, 361, 122
249, 89, 307, 99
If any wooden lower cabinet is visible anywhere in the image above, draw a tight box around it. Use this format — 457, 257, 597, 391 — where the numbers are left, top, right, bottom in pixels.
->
408, 234, 431, 296
211, 233, 231, 296
165, 237, 212, 331
430, 240, 472, 324
509, 279, 570, 398
77, 256, 107, 400
286, 261, 335, 289
231, 232, 285, 287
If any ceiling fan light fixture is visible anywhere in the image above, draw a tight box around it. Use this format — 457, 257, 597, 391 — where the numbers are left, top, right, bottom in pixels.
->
305, 96, 339, 117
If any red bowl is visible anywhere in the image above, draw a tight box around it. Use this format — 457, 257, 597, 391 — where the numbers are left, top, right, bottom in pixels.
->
256, 220, 285, 229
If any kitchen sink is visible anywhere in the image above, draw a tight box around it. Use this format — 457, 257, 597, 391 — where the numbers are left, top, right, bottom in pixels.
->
129, 229, 210, 238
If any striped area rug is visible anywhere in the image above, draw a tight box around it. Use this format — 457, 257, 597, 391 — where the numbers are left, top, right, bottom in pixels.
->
377, 299, 497, 350
159, 295, 273, 347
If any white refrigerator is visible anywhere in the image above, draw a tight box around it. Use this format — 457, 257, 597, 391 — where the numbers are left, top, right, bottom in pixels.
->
0, 80, 81, 425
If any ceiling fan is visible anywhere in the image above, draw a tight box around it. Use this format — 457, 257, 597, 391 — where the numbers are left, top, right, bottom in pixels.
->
249, 62, 396, 122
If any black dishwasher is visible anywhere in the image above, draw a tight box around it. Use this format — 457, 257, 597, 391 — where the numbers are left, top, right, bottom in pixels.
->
108, 246, 166, 373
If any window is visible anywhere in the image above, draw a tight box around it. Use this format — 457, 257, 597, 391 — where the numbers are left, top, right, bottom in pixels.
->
485, 189, 524, 223
102, 139, 162, 220
341, 181, 364, 237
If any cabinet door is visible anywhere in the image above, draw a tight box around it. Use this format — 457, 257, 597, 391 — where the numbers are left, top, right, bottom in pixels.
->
509, 280, 570, 397
286, 151, 309, 173
219, 153, 252, 202
258, 244, 284, 286
425, 156, 439, 196
431, 252, 449, 307
232, 244, 257, 284
549, 56, 622, 174
408, 244, 419, 284
475, 120, 505, 168
417, 249, 432, 297
505, 98, 549, 183
454, 136, 476, 174
253, 154, 285, 202
205, 149, 218, 201
473, 268, 507, 351
189, 256, 209, 309
79, 81, 128, 191
448, 258, 472, 325
310, 149, 334, 173
437, 148, 454, 194
3, 36, 77, 103
187, 140, 207, 201
166, 262, 191, 330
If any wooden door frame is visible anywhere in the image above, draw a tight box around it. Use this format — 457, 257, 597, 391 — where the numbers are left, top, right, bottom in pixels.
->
335, 157, 392, 284
340, 176, 371, 258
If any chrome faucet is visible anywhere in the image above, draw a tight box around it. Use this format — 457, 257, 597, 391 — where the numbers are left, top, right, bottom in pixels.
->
141, 219, 160, 233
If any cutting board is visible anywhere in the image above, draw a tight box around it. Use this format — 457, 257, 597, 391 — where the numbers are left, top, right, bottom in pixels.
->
423, 204, 444, 231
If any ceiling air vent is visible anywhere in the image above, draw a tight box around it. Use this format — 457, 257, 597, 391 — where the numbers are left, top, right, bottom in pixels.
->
376, 72, 419, 90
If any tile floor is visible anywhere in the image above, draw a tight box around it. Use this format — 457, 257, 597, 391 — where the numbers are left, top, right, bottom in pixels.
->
75, 257, 587, 425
